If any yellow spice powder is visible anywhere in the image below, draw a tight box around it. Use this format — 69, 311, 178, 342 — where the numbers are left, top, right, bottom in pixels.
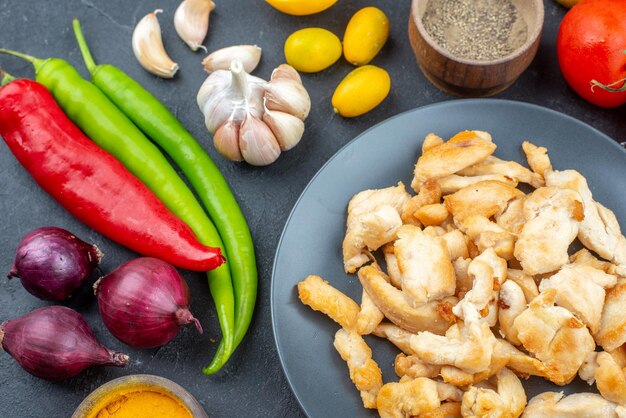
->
89, 386, 192, 418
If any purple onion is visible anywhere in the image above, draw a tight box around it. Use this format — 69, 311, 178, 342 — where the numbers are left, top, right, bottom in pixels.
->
0, 306, 128, 381
8, 226, 102, 301
94, 257, 202, 349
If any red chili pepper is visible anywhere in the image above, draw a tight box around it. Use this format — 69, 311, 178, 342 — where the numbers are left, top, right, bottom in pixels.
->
0, 76, 225, 272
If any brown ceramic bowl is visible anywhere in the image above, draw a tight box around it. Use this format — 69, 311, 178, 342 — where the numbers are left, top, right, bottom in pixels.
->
409, 0, 544, 97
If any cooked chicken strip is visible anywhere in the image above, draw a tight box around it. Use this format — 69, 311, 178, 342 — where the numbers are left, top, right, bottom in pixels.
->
444, 180, 524, 223
579, 351, 626, 406
498, 280, 527, 346
358, 265, 456, 334
596, 279, 626, 351
538, 264, 617, 334
402, 179, 442, 226
297, 275, 359, 330
382, 244, 402, 289
438, 174, 518, 195
506, 269, 539, 303
461, 368, 527, 418
394, 225, 456, 304
415, 203, 450, 226
458, 155, 544, 188
571, 248, 620, 275
496, 196, 526, 235
423, 132, 445, 152
376, 377, 441, 418
522, 392, 625, 418
514, 186, 584, 275
522, 141, 552, 178
440, 338, 510, 387
497, 338, 550, 379
395, 353, 441, 379
546, 169, 626, 274
333, 329, 383, 409
356, 288, 385, 335
422, 402, 462, 418
454, 257, 473, 298
513, 289, 596, 385
411, 130, 496, 191
442, 230, 470, 260
457, 215, 517, 260
343, 182, 411, 273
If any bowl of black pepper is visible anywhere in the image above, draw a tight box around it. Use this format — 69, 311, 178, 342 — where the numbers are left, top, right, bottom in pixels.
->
409, 0, 544, 97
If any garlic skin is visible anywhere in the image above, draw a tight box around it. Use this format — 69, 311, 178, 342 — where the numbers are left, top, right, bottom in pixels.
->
202, 45, 262, 73
264, 77, 311, 120
214, 121, 243, 161
133, 10, 179, 78
174, 0, 216, 52
239, 113, 281, 166
263, 105, 305, 151
271, 64, 302, 83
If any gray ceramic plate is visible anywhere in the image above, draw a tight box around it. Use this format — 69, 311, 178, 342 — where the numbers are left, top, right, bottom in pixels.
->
271, 99, 626, 417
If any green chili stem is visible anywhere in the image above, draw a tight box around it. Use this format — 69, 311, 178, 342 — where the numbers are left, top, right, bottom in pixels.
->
72, 19, 97, 74
0, 69, 16, 86
0, 49, 45, 72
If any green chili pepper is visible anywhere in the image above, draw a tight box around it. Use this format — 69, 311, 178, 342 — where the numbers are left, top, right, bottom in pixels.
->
72, 19, 258, 373
0, 47, 235, 370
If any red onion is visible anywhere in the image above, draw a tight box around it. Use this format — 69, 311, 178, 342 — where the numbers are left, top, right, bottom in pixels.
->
0, 306, 128, 381
8, 226, 102, 301
94, 257, 203, 349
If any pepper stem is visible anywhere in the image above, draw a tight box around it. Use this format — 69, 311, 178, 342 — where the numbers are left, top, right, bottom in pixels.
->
0, 49, 45, 72
591, 77, 626, 93
0, 69, 16, 87
72, 18, 98, 74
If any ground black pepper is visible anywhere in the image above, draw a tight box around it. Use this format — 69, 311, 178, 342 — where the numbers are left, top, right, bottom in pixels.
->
422, 0, 528, 61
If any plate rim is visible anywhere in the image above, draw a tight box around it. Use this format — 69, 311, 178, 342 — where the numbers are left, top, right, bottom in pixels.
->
270, 98, 626, 417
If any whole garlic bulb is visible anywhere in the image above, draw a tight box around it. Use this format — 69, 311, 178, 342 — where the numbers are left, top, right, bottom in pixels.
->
197, 60, 310, 166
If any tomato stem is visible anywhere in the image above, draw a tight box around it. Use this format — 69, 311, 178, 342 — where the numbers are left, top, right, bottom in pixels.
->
591, 77, 626, 93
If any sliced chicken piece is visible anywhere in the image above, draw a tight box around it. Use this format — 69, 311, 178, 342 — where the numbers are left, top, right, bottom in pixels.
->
513, 289, 596, 385
343, 182, 411, 273
421, 402, 462, 418
458, 155, 544, 188
546, 169, 626, 275
394, 225, 456, 304
333, 329, 383, 409
411, 130, 497, 191
521, 141, 552, 178
571, 248, 620, 275
376, 377, 441, 418
514, 186, 584, 275
596, 279, 626, 351
454, 257, 473, 298
373, 322, 415, 354
444, 180, 524, 223
423, 132, 445, 152
461, 368, 527, 418
402, 179, 442, 226
409, 300, 498, 374
423, 226, 447, 236
356, 288, 385, 335
382, 244, 402, 289
358, 266, 456, 334
440, 338, 510, 387
395, 353, 441, 379
506, 269, 539, 304
416, 203, 450, 226
579, 351, 626, 406
538, 264, 617, 334
297, 275, 359, 330
497, 338, 550, 379
442, 230, 470, 260
498, 280, 527, 346
496, 196, 527, 235
522, 392, 624, 418
438, 174, 518, 195
437, 382, 464, 403
457, 215, 517, 260
452, 248, 508, 327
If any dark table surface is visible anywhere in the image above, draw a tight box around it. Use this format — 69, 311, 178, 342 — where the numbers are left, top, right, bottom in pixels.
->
0, 1, 623, 417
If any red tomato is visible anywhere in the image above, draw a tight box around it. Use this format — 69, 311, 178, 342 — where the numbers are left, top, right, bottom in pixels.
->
557, 0, 626, 108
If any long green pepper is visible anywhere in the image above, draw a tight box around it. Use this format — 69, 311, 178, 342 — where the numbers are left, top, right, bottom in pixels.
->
73, 19, 258, 373
0, 47, 235, 370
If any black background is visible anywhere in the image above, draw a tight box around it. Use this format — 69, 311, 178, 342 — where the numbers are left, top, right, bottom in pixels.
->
0, 1, 623, 417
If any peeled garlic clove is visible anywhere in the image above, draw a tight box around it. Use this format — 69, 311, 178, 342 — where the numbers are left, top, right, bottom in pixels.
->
239, 113, 281, 166
264, 78, 311, 120
132, 10, 179, 78
271, 64, 302, 83
263, 107, 304, 151
202, 45, 262, 73
214, 121, 243, 161
174, 0, 215, 52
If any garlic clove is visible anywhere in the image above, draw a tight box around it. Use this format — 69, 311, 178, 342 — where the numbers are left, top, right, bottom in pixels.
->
239, 113, 281, 166
197, 70, 231, 109
214, 121, 244, 161
271, 64, 302, 83
263, 106, 305, 151
202, 45, 263, 73
132, 10, 179, 78
174, 0, 216, 52
264, 78, 311, 120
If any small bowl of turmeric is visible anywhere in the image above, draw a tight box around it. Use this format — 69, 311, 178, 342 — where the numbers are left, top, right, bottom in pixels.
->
72, 374, 208, 418
409, 0, 544, 97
